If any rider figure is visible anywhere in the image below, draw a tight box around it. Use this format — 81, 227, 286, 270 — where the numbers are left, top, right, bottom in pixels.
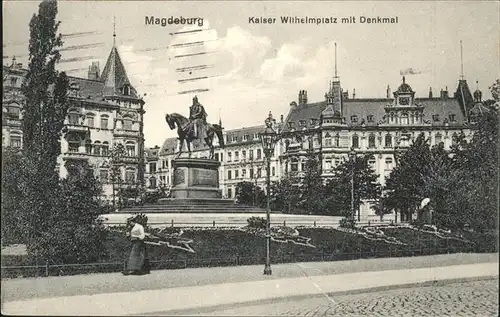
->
189, 95, 208, 139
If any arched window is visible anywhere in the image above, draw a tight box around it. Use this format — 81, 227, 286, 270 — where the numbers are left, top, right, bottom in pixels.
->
352, 135, 359, 148
68, 111, 80, 125
334, 134, 340, 147
149, 176, 157, 189
324, 133, 332, 147
93, 141, 101, 155
85, 139, 92, 154
100, 115, 109, 129
125, 168, 136, 184
435, 133, 443, 145
385, 134, 392, 147
401, 113, 409, 125
368, 134, 376, 148
385, 157, 394, 170
86, 113, 95, 128
102, 141, 109, 156
123, 116, 133, 130
126, 141, 136, 156
390, 112, 396, 123
123, 85, 130, 96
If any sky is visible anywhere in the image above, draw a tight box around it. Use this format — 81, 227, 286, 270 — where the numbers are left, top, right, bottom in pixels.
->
3, 0, 499, 148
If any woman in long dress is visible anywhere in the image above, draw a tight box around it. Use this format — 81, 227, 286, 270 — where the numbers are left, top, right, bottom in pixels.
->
122, 214, 150, 275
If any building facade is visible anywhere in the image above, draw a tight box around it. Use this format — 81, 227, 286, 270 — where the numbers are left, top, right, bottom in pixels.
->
2, 43, 146, 199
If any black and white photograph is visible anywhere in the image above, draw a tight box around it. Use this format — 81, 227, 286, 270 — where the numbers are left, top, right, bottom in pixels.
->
1, 0, 499, 315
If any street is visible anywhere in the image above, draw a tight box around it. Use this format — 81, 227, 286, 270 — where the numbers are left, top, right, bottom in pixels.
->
196, 279, 499, 316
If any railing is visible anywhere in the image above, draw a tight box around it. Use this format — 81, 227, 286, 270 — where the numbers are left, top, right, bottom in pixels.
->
1, 245, 476, 279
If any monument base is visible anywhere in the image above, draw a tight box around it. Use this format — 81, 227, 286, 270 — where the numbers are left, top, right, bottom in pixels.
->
171, 158, 222, 199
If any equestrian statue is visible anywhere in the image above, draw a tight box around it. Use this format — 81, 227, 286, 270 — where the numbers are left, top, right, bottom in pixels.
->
165, 96, 225, 159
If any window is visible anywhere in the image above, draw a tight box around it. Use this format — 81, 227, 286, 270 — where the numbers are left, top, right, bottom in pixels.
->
243, 134, 249, 141
308, 138, 314, 149
385, 158, 393, 170
242, 150, 246, 160
227, 170, 232, 180
368, 158, 376, 170
257, 149, 262, 160
125, 169, 135, 184
452, 133, 459, 146
235, 151, 239, 161
432, 114, 440, 122
334, 134, 340, 147
249, 168, 254, 179
99, 169, 109, 183
235, 170, 239, 179
100, 115, 109, 129
325, 137, 332, 147
123, 85, 130, 96
123, 119, 132, 130
149, 177, 157, 189
69, 113, 79, 125
401, 113, 409, 125
367, 115, 374, 123
257, 167, 262, 177
334, 158, 341, 167
87, 115, 95, 127
232, 135, 238, 142
242, 169, 247, 178
228, 188, 233, 198
102, 141, 109, 156
351, 115, 358, 123
160, 176, 166, 184
227, 152, 232, 162
352, 135, 359, 148
299, 120, 306, 127
272, 166, 275, 176
85, 140, 92, 154
214, 153, 219, 161
10, 77, 18, 87
385, 134, 392, 147
10, 135, 21, 148
68, 135, 80, 152
149, 162, 157, 173
220, 153, 223, 162
325, 160, 332, 170
126, 142, 135, 156
249, 149, 254, 160
368, 135, 376, 148
435, 133, 442, 145
449, 114, 456, 122
93, 141, 101, 155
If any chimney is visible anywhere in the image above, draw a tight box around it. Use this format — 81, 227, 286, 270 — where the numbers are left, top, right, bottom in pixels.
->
88, 61, 100, 80
386, 85, 391, 99
353, 88, 356, 99
342, 89, 349, 100
298, 90, 308, 105
280, 114, 284, 123
440, 87, 449, 99
429, 87, 433, 98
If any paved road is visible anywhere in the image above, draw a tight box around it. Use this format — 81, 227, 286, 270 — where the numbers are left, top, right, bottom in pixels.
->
198, 279, 499, 316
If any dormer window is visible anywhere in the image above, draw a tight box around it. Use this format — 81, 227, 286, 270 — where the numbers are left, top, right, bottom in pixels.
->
432, 114, 440, 122
367, 115, 374, 123
231, 135, 238, 142
243, 134, 249, 141
123, 85, 130, 96
449, 114, 456, 122
351, 115, 358, 123
299, 120, 306, 127
399, 97, 410, 105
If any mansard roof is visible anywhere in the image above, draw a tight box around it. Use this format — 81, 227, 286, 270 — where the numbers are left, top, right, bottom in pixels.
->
282, 94, 469, 132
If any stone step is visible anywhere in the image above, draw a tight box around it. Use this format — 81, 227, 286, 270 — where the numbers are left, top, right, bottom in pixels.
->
124, 205, 263, 210
157, 198, 236, 206
116, 209, 267, 214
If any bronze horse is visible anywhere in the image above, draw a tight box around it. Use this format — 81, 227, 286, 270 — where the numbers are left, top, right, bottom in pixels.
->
165, 113, 225, 159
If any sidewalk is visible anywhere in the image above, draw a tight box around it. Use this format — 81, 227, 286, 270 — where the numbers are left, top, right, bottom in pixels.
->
2, 253, 498, 315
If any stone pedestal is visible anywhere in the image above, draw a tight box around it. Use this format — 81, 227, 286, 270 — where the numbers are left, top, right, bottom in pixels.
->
170, 158, 222, 199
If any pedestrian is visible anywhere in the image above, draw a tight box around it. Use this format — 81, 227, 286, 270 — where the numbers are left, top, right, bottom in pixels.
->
122, 214, 150, 275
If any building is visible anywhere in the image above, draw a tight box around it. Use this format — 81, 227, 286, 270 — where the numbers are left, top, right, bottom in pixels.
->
145, 119, 285, 200
279, 65, 484, 220
2, 38, 146, 200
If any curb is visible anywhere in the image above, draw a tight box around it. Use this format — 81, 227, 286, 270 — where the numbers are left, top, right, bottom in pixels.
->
158, 275, 499, 316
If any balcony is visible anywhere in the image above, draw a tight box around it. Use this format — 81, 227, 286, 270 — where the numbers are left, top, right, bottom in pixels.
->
65, 124, 90, 134
114, 129, 140, 138
61, 151, 91, 160
115, 156, 140, 164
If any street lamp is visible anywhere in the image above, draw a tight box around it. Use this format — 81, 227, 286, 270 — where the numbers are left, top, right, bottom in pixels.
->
348, 147, 357, 222
259, 111, 279, 276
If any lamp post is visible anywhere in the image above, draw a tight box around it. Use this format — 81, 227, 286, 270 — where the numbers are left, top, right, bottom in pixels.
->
259, 111, 279, 276
348, 147, 357, 222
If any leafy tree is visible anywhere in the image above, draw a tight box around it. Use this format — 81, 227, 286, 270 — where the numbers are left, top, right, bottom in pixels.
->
1, 148, 26, 244
297, 151, 328, 214
18, 0, 69, 261
324, 154, 382, 219
35, 160, 108, 264
269, 175, 300, 213
236, 181, 265, 207
109, 142, 126, 208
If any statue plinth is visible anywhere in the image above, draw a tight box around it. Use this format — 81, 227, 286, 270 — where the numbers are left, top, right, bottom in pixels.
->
170, 158, 222, 199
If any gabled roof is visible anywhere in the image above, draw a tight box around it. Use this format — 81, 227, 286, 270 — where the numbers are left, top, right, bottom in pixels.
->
100, 46, 137, 98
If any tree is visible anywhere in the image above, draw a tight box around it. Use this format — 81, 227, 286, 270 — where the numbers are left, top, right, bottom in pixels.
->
269, 175, 300, 213
324, 154, 382, 219
297, 151, 328, 215
35, 160, 108, 264
109, 142, 126, 208
236, 181, 265, 207
18, 0, 69, 261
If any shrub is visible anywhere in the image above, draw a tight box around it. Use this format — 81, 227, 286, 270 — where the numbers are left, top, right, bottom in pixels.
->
246, 216, 267, 229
